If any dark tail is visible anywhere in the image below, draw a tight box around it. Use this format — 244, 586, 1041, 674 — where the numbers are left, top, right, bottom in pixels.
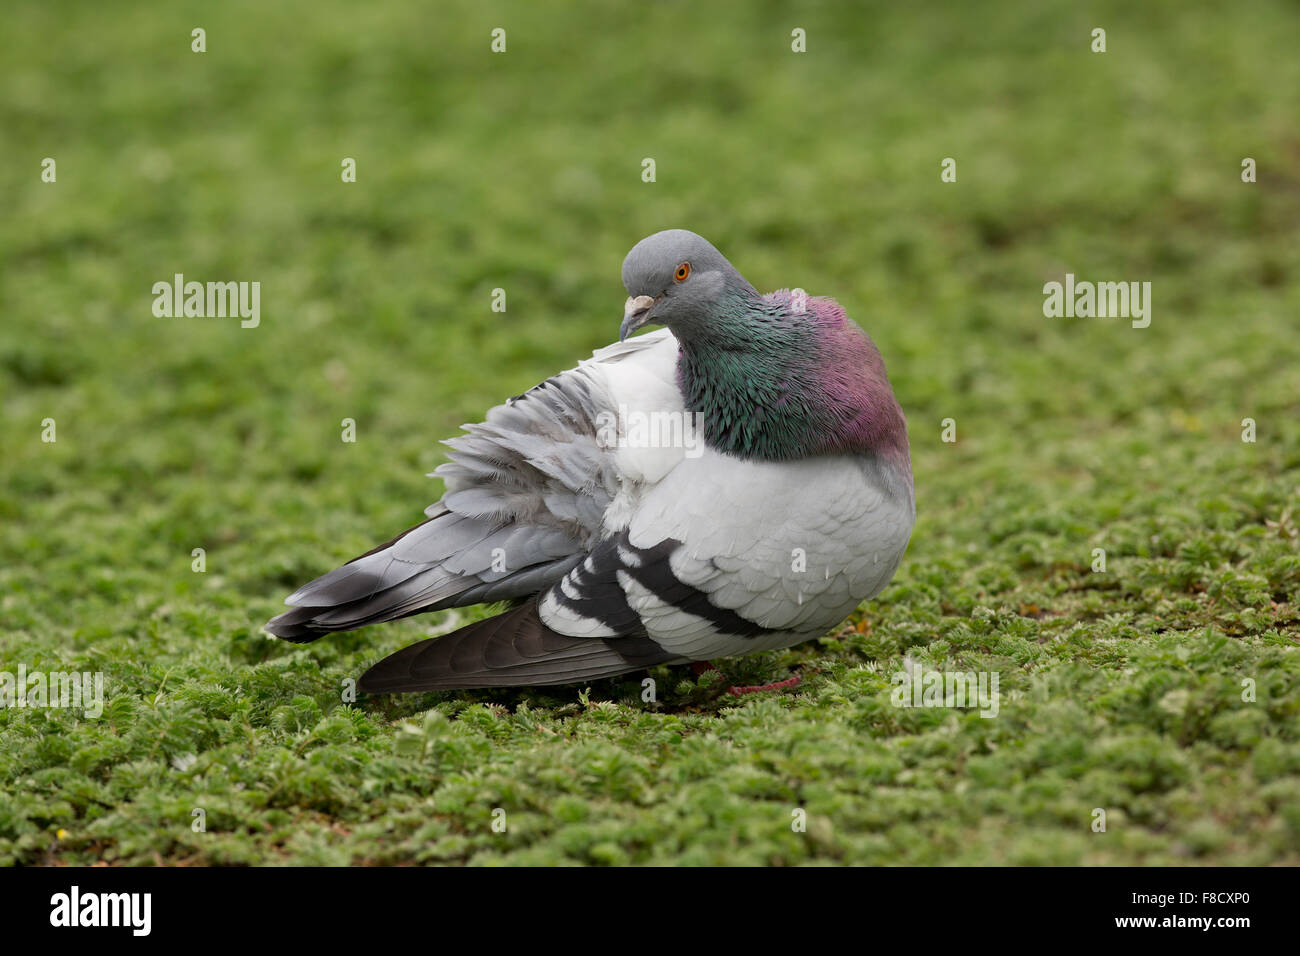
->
357, 601, 677, 693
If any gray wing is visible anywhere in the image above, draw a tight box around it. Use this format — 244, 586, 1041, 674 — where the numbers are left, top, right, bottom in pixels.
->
351, 453, 914, 693
266, 341, 659, 642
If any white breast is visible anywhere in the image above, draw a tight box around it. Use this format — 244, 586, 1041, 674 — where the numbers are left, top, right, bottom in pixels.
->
624, 448, 914, 656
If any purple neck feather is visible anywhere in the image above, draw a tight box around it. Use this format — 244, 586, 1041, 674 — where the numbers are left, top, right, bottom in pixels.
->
798, 294, 911, 470
673, 289, 912, 488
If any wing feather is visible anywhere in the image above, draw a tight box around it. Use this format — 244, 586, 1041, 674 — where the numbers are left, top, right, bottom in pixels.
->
267, 330, 680, 642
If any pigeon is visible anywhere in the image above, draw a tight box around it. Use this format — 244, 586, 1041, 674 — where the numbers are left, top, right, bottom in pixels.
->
267, 229, 915, 694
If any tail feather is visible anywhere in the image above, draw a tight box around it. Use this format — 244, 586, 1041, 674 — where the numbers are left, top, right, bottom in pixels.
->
356, 601, 678, 693
265, 510, 583, 643
264, 605, 329, 643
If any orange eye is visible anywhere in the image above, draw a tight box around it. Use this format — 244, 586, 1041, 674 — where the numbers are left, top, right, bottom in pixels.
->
674, 262, 691, 282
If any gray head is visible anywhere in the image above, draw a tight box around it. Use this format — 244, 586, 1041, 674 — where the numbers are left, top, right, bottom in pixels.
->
619, 229, 759, 341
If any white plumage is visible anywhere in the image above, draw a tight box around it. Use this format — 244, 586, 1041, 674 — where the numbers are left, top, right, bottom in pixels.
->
267, 230, 915, 693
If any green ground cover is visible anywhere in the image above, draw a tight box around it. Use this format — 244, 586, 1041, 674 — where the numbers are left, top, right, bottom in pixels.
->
1, 0, 1297, 864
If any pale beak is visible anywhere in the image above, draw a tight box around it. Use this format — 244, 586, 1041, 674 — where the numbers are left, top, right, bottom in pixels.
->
619, 295, 658, 341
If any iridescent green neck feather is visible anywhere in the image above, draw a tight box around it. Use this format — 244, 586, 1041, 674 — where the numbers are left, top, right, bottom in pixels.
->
674, 291, 911, 475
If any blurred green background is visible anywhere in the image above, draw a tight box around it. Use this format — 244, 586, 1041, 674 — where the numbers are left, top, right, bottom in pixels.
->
1, 0, 1298, 865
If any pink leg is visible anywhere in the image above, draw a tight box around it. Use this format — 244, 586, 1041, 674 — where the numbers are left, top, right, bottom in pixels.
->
690, 661, 802, 696
727, 674, 802, 696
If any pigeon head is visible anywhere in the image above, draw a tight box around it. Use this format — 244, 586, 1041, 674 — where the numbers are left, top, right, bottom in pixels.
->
617, 230, 911, 475
620, 229, 758, 341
